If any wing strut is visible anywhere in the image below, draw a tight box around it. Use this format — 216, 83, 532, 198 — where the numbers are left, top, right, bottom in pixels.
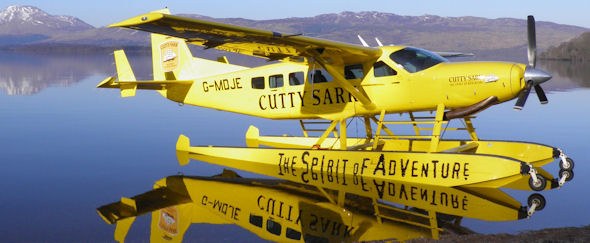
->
310, 53, 375, 109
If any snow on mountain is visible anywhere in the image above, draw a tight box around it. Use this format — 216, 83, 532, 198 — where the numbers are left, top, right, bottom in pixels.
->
0, 5, 93, 36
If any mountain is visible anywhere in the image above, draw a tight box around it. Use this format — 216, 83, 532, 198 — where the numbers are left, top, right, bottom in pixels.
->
0, 5, 93, 45
540, 32, 590, 62
0, 6, 587, 58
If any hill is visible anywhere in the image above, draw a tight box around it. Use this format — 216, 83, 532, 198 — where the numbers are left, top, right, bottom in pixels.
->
0, 6, 587, 58
540, 32, 590, 62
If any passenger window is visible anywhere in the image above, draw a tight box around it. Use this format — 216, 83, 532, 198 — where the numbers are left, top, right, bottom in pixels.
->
252, 77, 265, 89
308, 69, 333, 83
286, 228, 302, 240
269, 74, 284, 88
345, 64, 364, 79
249, 214, 263, 227
289, 72, 304, 85
373, 61, 397, 77
266, 219, 281, 236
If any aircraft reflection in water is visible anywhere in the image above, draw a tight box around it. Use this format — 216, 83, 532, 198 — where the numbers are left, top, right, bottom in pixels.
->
98, 170, 546, 242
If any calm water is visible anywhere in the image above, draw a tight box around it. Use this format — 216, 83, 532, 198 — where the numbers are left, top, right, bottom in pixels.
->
0, 51, 588, 241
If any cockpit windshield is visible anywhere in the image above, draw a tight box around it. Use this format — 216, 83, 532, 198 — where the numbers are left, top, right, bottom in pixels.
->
389, 47, 447, 73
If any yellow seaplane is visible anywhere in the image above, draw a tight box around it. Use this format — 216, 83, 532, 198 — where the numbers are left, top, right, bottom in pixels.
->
98, 9, 574, 191
97, 170, 545, 242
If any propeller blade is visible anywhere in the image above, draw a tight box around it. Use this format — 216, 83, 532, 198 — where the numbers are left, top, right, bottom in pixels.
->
527, 15, 537, 68
534, 84, 548, 104
514, 84, 532, 110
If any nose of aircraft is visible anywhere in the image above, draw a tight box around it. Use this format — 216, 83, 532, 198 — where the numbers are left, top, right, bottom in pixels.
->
524, 66, 552, 86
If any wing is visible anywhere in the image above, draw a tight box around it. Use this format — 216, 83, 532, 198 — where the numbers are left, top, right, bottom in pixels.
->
110, 9, 379, 108
110, 9, 381, 64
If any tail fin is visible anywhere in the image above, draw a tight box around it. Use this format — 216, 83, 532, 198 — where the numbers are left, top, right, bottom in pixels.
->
151, 33, 198, 81
150, 33, 248, 80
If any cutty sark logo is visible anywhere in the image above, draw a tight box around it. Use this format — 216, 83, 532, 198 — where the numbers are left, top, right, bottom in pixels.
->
158, 207, 179, 235
160, 40, 179, 72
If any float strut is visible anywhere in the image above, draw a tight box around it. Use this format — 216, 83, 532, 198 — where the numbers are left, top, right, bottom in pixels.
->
528, 165, 539, 185
527, 202, 537, 218
558, 173, 567, 187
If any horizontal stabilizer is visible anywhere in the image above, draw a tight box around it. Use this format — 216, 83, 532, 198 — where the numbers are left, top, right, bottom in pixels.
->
114, 50, 136, 82
176, 135, 191, 166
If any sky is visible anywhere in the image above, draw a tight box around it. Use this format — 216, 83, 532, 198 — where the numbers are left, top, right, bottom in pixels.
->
1, 0, 590, 29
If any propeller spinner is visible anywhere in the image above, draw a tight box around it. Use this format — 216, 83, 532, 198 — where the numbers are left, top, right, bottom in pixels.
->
514, 16, 552, 110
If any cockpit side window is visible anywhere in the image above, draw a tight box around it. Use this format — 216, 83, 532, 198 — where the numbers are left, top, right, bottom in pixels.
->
345, 64, 364, 79
308, 69, 333, 83
389, 47, 447, 73
373, 61, 396, 77
289, 72, 304, 85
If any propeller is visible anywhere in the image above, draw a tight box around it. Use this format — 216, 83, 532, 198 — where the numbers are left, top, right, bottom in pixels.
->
514, 16, 552, 110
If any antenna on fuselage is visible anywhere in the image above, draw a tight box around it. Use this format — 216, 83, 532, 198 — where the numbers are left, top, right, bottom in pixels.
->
357, 35, 369, 47
375, 37, 383, 47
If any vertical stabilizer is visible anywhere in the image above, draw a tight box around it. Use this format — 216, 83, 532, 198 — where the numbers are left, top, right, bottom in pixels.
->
151, 33, 197, 81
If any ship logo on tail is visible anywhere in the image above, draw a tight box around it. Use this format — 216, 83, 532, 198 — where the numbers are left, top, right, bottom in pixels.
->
158, 207, 179, 235
160, 40, 179, 72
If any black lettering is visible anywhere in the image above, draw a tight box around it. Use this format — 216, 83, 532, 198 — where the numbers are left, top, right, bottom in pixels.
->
411, 161, 418, 177
257, 195, 265, 210
222, 79, 230, 89
464, 163, 469, 180
288, 92, 296, 107
234, 207, 240, 220
361, 158, 369, 174
259, 95, 267, 110
400, 159, 409, 177
440, 192, 448, 206
311, 157, 319, 180
462, 196, 468, 211
388, 182, 395, 197
451, 194, 459, 209
441, 163, 450, 179
432, 160, 439, 178
309, 214, 318, 231
202, 82, 209, 92
291, 156, 297, 177
335, 87, 345, 103
298, 91, 305, 107
389, 160, 396, 175
331, 222, 341, 236
399, 184, 408, 200
374, 180, 385, 199
373, 154, 385, 175
267, 198, 276, 215
420, 188, 428, 201
452, 162, 461, 179
341, 159, 348, 185
421, 163, 429, 177
215, 80, 223, 90
278, 93, 286, 108
410, 186, 417, 200
312, 89, 321, 105
327, 159, 334, 182
277, 201, 284, 218
201, 195, 208, 205
277, 153, 284, 175
268, 94, 277, 109
320, 217, 330, 233
301, 152, 310, 183
323, 88, 333, 104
